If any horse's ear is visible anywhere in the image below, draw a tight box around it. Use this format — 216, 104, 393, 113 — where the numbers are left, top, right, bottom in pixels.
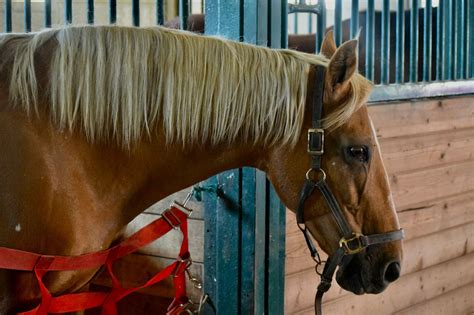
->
326, 39, 358, 94
320, 30, 337, 58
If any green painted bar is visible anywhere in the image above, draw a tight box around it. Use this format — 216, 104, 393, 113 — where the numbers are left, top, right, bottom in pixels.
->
87, 0, 94, 25
267, 186, 285, 315
109, 0, 117, 24
350, 0, 359, 39
366, 0, 375, 81
334, 0, 342, 46
179, 0, 189, 30
132, 0, 140, 26
24, 0, 31, 32
423, 0, 432, 81
308, 13, 313, 33
469, 0, 474, 78
294, 13, 299, 34
409, 0, 419, 83
454, 0, 465, 79
396, 0, 405, 83
381, 0, 390, 84
4, 0, 12, 32
254, 171, 267, 315
156, 0, 164, 25
65, 0, 72, 24
436, 0, 444, 80
45, 0, 52, 28
315, 0, 326, 53
443, 0, 453, 80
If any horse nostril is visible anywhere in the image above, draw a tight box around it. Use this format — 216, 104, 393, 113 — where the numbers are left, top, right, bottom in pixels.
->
384, 261, 401, 283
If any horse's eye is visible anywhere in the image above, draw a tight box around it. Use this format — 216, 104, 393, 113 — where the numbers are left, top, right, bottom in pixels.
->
347, 145, 370, 163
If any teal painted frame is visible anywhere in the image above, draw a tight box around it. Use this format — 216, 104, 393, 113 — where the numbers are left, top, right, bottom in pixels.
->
203, 1, 287, 314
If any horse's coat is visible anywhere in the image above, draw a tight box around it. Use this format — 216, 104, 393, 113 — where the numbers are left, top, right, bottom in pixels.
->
0, 28, 402, 314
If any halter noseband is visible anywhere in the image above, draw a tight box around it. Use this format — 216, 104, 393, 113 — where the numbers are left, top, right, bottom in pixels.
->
296, 65, 405, 315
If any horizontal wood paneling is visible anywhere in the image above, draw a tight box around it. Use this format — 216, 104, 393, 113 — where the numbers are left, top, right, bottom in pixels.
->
369, 97, 474, 138
390, 160, 473, 210
285, 95, 474, 314
394, 281, 474, 315
285, 220, 474, 313
294, 253, 474, 315
380, 127, 474, 174
285, 191, 474, 275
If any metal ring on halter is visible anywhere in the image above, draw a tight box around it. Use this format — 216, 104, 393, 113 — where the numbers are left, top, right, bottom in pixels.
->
305, 168, 327, 185
315, 260, 326, 276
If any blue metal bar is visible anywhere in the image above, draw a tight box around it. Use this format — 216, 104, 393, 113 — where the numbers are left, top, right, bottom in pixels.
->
350, 0, 359, 39
267, 186, 285, 315
87, 0, 94, 25
395, 0, 405, 83
241, 168, 257, 314
469, 0, 474, 78
436, 0, 444, 80
315, 0, 326, 53
409, 0, 419, 83
294, 13, 299, 34
156, 0, 164, 25
24, 0, 31, 32
334, 0, 342, 46
4, 0, 12, 32
381, 0, 390, 84
366, 0, 375, 81
423, 0, 432, 81
179, 0, 189, 30
132, 0, 140, 26
308, 13, 313, 34
254, 171, 267, 315
65, 0, 72, 24
443, 0, 453, 80
45, 0, 52, 28
454, 0, 465, 79
109, 0, 117, 24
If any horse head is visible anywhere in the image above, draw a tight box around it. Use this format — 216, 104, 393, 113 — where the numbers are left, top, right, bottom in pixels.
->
266, 31, 403, 295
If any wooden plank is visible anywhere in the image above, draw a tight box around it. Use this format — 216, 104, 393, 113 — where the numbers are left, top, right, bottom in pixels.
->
398, 191, 474, 240
285, 191, 474, 274
124, 213, 204, 262
368, 96, 474, 139
390, 160, 474, 210
144, 187, 205, 219
92, 253, 203, 301
285, 221, 474, 312
394, 281, 474, 315
380, 127, 474, 174
290, 253, 474, 314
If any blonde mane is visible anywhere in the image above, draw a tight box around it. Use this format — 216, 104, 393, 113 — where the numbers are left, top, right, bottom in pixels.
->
3, 25, 371, 147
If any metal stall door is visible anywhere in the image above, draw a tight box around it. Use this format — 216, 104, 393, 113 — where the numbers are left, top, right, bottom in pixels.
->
202, 1, 287, 314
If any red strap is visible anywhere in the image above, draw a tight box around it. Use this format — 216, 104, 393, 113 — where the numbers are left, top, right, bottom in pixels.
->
0, 206, 191, 315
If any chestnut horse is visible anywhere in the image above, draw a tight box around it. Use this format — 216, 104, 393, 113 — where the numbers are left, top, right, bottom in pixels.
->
0, 26, 402, 313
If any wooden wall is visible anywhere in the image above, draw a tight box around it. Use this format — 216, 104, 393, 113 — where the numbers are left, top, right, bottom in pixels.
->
285, 95, 474, 314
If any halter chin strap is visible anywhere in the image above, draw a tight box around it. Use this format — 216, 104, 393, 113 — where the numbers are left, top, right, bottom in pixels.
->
296, 65, 405, 315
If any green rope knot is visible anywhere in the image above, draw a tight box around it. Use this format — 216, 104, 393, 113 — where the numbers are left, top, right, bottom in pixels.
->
192, 184, 221, 202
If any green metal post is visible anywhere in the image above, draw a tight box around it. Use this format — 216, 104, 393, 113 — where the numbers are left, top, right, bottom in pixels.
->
381, 0, 390, 84
366, 0, 375, 81
423, 0, 432, 81
410, 0, 419, 83
454, 0, 465, 79
396, 0, 405, 83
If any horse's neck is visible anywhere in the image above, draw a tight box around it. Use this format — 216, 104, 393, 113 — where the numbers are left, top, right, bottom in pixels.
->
116, 136, 264, 222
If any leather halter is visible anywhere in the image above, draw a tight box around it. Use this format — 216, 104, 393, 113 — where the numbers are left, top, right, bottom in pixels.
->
296, 65, 405, 315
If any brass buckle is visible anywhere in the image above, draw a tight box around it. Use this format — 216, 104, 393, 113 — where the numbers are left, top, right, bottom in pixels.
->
339, 233, 365, 255
307, 128, 324, 155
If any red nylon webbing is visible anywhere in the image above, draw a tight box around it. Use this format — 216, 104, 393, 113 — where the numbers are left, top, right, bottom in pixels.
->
0, 206, 191, 315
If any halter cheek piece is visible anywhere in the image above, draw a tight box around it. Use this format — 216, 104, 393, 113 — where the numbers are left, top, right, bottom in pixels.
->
297, 65, 405, 315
